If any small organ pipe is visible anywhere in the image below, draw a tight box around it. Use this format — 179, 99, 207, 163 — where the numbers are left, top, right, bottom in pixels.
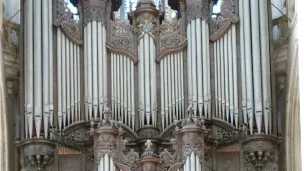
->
244, 0, 254, 134
99, 157, 104, 171
62, 37, 67, 128
181, 52, 185, 119
150, 37, 156, 127
232, 25, 239, 127
259, 0, 271, 134
57, 29, 62, 131
161, 60, 165, 129
131, 63, 135, 130
250, 0, 263, 134
239, 0, 247, 124
84, 26, 88, 121
168, 55, 172, 124
224, 34, 229, 121
202, 20, 207, 117
214, 42, 218, 117
196, 154, 201, 171
49, 0, 53, 126
34, 0, 42, 138
164, 57, 169, 127
66, 40, 71, 125
190, 153, 195, 171
217, 41, 221, 119
71, 43, 75, 122
191, 21, 197, 115
98, 22, 104, 117
220, 38, 225, 120
104, 154, 109, 171
144, 34, 151, 125
228, 29, 234, 124
139, 39, 144, 127
87, 22, 93, 120
102, 26, 107, 107
206, 23, 211, 118
92, 21, 98, 119
196, 18, 203, 117
42, 0, 49, 138
187, 23, 192, 106
127, 59, 131, 127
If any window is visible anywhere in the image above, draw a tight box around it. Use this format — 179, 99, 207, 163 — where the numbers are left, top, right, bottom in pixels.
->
66, 0, 79, 20
212, 0, 222, 18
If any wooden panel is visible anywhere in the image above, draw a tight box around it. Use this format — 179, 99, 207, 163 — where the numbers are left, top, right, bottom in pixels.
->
59, 155, 82, 171
217, 153, 239, 171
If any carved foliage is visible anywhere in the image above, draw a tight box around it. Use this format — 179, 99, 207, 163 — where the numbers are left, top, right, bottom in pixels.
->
22, 155, 54, 171
54, 0, 81, 41
159, 19, 184, 52
109, 20, 134, 52
159, 148, 174, 170
136, 13, 157, 39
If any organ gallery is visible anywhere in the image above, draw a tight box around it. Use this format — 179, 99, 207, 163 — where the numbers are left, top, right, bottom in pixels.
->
1, 0, 297, 170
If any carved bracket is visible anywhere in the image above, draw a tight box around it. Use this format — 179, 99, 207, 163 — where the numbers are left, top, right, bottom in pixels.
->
210, 0, 239, 41
54, 0, 83, 45
242, 135, 282, 171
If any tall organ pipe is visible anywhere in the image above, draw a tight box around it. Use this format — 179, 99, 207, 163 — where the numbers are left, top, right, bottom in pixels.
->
98, 22, 104, 117
224, 34, 229, 121
62, 37, 67, 128
217, 41, 221, 119
239, 0, 247, 125
131, 63, 135, 130
117, 55, 121, 118
144, 35, 151, 125
127, 59, 131, 127
113, 54, 117, 120
161, 60, 165, 129
34, 0, 42, 138
250, 0, 263, 134
220, 38, 225, 120
102, 26, 108, 108
191, 20, 197, 115
42, 0, 49, 138
187, 23, 192, 106
25, 0, 33, 139
232, 25, 239, 127
111, 53, 114, 116
139, 39, 144, 127
214, 42, 218, 117
57, 29, 62, 130
92, 21, 98, 119
228, 29, 234, 125
150, 37, 156, 127
84, 26, 88, 121
168, 55, 172, 124
206, 23, 211, 118
87, 22, 93, 120
71, 43, 75, 122
243, 0, 254, 135
202, 20, 207, 117
66, 40, 71, 125
170, 54, 175, 121
196, 18, 203, 117
180, 52, 185, 119
259, 0, 272, 134
124, 57, 127, 123
164, 57, 169, 127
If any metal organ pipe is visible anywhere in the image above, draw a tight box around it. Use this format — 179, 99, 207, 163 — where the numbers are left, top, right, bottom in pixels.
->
228, 29, 234, 125
92, 21, 98, 119
62, 36, 67, 128
57, 29, 62, 131
66, 40, 71, 125
102, 26, 108, 109
42, 0, 49, 138
187, 23, 192, 106
161, 60, 165, 130
259, 0, 272, 134
217, 41, 221, 119
34, 0, 42, 138
250, 0, 263, 134
151, 37, 157, 127
202, 20, 207, 117
232, 25, 239, 127
206, 23, 211, 118
131, 63, 135, 130
139, 39, 144, 127
220, 38, 225, 120
25, 0, 33, 139
71, 43, 75, 122
224, 34, 229, 122
191, 20, 197, 116
98, 22, 104, 118
196, 18, 203, 117
214, 42, 218, 117
84, 26, 88, 121
144, 34, 151, 125
239, 0, 247, 125
164, 57, 169, 127
87, 22, 93, 120
243, 0, 254, 134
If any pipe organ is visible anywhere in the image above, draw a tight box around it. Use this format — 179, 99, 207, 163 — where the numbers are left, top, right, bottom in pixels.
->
18, 0, 282, 171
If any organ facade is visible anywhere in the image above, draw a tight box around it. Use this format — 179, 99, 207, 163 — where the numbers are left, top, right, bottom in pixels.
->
13, 0, 286, 170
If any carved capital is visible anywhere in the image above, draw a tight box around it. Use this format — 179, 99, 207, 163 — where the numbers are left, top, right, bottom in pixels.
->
242, 135, 282, 171
185, 0, 210, 22
81, 0, 110, 26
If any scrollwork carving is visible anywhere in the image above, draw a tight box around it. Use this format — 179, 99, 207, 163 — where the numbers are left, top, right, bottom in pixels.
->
54, 0, 82, 44
109, 20, 134, 53
159, 19, 184, 52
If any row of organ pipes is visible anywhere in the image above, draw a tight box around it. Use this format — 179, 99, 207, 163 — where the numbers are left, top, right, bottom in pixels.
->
111, 53, 135, 130
138, 34, 157, 128
187, 18, 211, 119
22, 0, 275, 141
160, 51, 185, 130
24, 0, 54, 139
57, 29, 81, 131
213, 25, 239, 127
84, 21, 108, 122
98, 154, 116, 171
